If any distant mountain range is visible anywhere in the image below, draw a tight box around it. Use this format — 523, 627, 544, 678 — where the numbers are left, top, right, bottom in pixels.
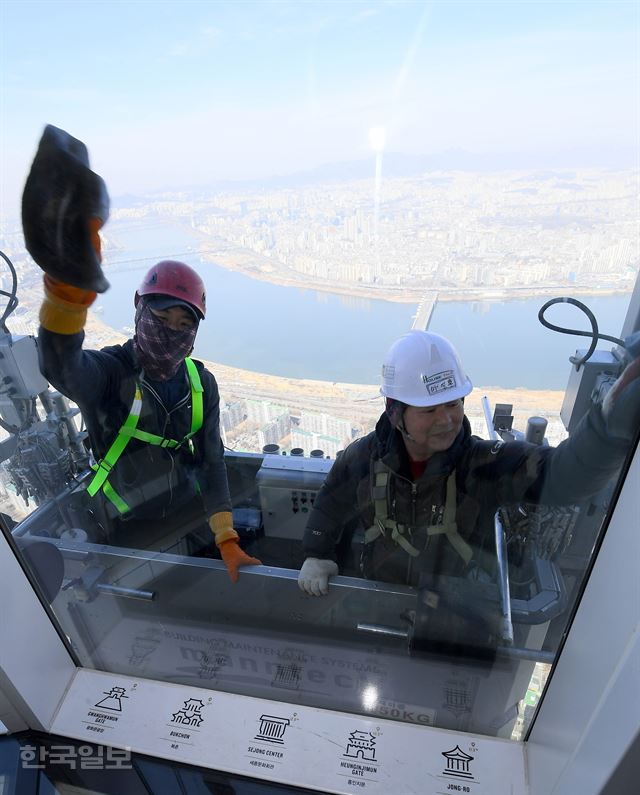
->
111, 145, 638, 207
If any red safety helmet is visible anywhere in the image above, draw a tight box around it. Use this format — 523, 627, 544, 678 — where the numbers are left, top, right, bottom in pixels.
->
134, 260, 206, 319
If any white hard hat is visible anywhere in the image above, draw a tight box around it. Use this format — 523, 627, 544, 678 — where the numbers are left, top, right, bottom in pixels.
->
380, 330, 473, 407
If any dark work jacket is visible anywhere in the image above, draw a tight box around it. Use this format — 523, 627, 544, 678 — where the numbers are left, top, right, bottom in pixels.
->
303, 409, 627, 585
38, 328, 231, 522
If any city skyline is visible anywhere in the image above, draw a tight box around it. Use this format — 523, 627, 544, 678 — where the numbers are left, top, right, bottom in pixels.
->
2, 166, 636, 372
1, 1, 638, 222
1, 163, 635, 458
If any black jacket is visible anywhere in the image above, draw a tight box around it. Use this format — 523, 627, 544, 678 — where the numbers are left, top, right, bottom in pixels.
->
303, 408, 627, 584
38, 328, 231, 521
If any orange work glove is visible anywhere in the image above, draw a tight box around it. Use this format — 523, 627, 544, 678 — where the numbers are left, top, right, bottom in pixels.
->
87, 216, 103, 263
209, 512, 262, 583
39, 216, 103, 335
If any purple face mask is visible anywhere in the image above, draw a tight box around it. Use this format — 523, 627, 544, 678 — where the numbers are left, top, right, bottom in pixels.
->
133, 301, 198, 381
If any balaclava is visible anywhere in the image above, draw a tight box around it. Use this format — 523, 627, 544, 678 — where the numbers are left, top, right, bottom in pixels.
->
133, 298, 198, 381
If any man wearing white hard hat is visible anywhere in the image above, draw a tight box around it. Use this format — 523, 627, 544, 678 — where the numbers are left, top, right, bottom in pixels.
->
298, 330, 639, 596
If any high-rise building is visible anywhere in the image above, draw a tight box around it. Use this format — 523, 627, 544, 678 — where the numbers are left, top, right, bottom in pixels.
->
221, 400, 248, 433
257, 413, 291, 449
246, 400, 286, 425
299, 412, 353, 446
290, 428, 341, 458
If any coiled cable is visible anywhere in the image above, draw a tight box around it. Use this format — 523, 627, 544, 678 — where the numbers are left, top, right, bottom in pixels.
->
0, 249, 19, 331
538, 297, 624, 370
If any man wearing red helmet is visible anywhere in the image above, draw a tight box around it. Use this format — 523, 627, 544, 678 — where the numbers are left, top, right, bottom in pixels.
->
36, 257, 261, 582
21, 125, 258, 579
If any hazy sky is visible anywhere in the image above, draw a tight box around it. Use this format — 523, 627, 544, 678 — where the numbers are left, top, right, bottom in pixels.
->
1, 1, 638, 220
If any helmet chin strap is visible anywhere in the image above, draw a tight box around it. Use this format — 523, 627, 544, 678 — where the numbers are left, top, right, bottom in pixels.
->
397, 417, 415, 442
385, 397, 417, 441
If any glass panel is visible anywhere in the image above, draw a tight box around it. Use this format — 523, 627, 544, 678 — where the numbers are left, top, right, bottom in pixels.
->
1, 0, 638, 744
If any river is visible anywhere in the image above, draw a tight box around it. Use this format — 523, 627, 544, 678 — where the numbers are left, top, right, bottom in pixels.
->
94, 218, 631, 390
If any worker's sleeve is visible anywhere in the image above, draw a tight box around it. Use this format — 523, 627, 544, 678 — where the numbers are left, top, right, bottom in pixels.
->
534, 406, 629, 504
468, 405, 629, 506
302, 438, 370, 561
194, 369, 232, 517
37, 326, 111, 407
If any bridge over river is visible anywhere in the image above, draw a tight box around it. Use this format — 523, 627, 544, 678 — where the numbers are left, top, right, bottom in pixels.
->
411, 291, 439, 330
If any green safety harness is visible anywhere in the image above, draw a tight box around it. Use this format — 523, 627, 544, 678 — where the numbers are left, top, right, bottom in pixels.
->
364, 461, 473, 565
86, 357, 204, 515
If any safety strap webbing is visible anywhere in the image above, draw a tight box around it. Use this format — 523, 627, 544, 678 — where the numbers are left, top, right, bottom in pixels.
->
185, 357, 204, 437
364, 464, 473, 564
424, 471, 473, 564
86, 357, 204, 512
86, 386, 143, 497
90, 464, 131, 513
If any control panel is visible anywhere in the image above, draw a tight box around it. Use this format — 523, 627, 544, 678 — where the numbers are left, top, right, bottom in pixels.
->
256, 455, 333, 539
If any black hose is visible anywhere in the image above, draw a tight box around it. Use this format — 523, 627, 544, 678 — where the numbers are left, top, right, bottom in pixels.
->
0, 249, 19, 329
538, 297, 624, 370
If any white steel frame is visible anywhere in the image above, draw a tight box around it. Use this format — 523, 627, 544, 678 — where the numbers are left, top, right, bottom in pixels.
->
0, 441, 638, 794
